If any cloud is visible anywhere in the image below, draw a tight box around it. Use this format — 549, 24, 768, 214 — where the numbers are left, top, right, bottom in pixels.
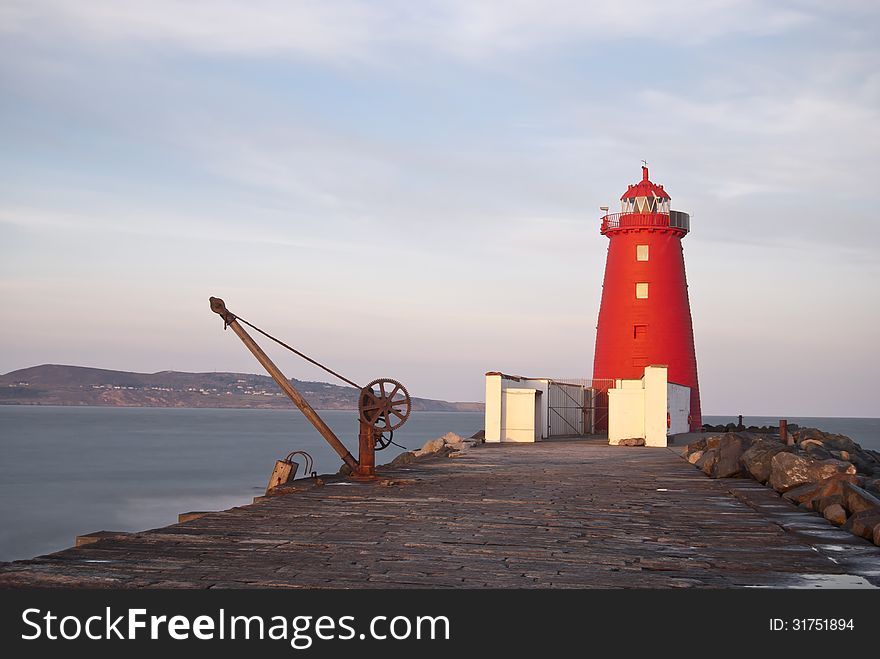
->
0, 205, 365, 254
1, 1, 381, 60
1, 0, 822, 61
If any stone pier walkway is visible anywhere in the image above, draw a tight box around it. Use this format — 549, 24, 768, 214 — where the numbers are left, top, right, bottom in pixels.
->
2, 440, 878, 588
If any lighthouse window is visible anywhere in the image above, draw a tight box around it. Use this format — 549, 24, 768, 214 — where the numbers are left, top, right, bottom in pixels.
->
635, 282, 649, 299
634, 324, 647, 339
636, 245, 649, 261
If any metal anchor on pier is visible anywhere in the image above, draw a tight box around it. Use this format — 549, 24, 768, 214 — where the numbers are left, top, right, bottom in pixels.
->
209, 296, 411, 481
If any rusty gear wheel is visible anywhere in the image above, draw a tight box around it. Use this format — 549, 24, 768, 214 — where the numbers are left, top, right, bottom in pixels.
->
374, 431, 393, 451
359, 378, 411, 432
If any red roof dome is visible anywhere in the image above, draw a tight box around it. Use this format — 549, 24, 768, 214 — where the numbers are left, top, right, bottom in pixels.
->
620, 166, 670, 201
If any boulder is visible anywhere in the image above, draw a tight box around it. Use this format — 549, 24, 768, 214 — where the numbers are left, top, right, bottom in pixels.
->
874, 524, 880, 547
686, 438, 708, 455
794, 428, 861, 454
842, 509, 880, 540
822, 435, 863, 454
417, 437, 446, 455
687, 450, 704, 465
741, 439, 793, 484
695, 448, 719, 476
812, 494, 844, 514
449, 441, 474, 456
802, 443, 834, 461
847, 451, 880, 477
783, 482, 823, 506
823, 504, 847, 525
470, 429, 485, 441
840, 482, 880, 515
713, 435, 757, 478
864, 479, 880, 495
440, 432, 466, 446
386, 451, 417, 468
814, 472, 860, 498
706, 435, 724, 449
768, 453, 856, 493
800, 439, 825, 451
618, 437, 646, 447
790, 474, 860, 510
691, 434, 757, 478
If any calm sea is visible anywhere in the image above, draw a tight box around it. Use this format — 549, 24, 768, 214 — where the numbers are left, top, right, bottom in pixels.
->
1, 407, 877, 563
0, 406, 482, 562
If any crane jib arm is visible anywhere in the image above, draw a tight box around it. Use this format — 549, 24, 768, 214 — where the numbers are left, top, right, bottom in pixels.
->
208, 296, 359, 472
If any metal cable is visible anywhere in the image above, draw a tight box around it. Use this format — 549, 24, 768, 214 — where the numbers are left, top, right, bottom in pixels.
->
284, 450, 314, 476
234, 316, 362, 389
376, 429, 408, 452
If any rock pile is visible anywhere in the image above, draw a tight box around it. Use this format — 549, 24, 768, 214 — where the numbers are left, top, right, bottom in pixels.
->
337, 432, 479, 476
684, 428, 880, 546
382, 431, 479, 468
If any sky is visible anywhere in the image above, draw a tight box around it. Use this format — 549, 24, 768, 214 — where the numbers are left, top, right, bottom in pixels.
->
1, 1, 879, 416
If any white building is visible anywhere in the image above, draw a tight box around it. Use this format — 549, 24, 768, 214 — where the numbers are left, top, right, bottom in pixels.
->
607, 365, 690, 447
484, 373, 600, 443
483, 365, 690, 447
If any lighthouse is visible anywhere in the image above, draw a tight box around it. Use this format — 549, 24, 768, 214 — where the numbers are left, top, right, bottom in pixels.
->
593, 165, 701, 431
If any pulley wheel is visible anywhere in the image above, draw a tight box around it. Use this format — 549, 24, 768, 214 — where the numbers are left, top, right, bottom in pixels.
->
359, 378, 411, 432
374, 431, 393, 451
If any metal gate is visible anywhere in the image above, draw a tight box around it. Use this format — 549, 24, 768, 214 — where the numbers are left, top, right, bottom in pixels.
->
547, 379, 614, 437
547, 381, 588, 437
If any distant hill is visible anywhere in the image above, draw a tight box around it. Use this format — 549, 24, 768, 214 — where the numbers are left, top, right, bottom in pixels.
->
0, 365, 484, 412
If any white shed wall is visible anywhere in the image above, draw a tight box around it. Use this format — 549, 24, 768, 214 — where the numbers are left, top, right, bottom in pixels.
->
667, 383, 691, 436
484, 374, 503, 443
643, 366, 668, 447
501, 388, 540, 442
607, 387, 645, 444
485, 373, 548, 443
608, 366, 687, 448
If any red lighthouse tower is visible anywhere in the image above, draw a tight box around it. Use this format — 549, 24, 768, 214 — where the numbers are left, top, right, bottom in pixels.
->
593, 165, 701, 431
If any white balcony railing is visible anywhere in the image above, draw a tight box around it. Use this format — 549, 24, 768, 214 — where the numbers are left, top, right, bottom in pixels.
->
600, 211, 690, 235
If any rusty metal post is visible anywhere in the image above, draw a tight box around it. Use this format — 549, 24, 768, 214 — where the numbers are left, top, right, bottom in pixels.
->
779, 419, 790, 446
209, 297, 359, 473
353, 420, 376, 480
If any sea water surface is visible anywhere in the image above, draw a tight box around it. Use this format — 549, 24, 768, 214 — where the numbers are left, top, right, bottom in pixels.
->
0, 406, 482, 562
1, 407, 877, 563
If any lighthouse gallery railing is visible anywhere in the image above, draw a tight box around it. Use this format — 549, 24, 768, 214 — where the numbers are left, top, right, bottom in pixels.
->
600, 211, 690, 235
